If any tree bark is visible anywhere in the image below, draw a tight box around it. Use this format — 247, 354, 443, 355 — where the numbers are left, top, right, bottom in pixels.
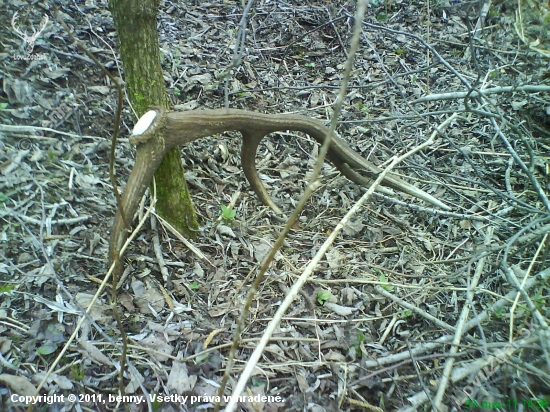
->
108, 0, 199, 239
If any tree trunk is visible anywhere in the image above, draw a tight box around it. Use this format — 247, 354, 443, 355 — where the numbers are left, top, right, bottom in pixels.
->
108, 0, 199, 238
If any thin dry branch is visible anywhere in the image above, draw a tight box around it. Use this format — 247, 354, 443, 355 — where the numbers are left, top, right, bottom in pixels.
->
412, 85, 550, 103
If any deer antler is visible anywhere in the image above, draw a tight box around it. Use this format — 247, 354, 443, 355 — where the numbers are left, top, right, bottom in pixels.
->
109, 108, 449, 271
11, 12, 49, 52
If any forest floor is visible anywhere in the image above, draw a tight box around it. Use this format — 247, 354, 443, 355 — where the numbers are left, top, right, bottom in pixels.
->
1, 0, 549, 411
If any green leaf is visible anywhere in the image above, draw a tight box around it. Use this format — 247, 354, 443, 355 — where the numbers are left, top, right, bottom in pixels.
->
70, 364, 85, 381
379, 274, 394, 291
37, 343, 58, 355
251, 377, 266, 386
151, 399, 163, 411
0, 103, 8, 110
195, 353, 210, 363
189, 281, 200, 290
317, 290, 331, 305
0, 285, 15, 293
221, 204, 237, 219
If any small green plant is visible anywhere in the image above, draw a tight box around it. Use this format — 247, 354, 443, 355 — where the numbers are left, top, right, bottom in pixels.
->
401, 309, 412, 318
317, 290, 331, 305
395, 48, 407, 55
189, 281, 200, 290
304, 62, 315, 68
355, 331, 366, 345
348, 330, 366, 358
37, 343, 57, 356
0, 284, 15, 293
376, 12, 388, 22
531, 290, 546, 310
379, 274, 394, 291
46, 147, 58, 162
0, 103, 8, 110
251, 377, 266, 386
357, 102, 370, 115
70, 363, 85, 381
492, 307, 504, 319
220, 204, 237, 225
151, 398, 163, 412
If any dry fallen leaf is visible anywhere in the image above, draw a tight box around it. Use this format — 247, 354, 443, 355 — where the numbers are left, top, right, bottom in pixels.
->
138, 333, 174, 362
167, 354, 197, 393
132, 280, 165, 314
79, 340, 114, 366
75, 293, 113, 323
0, 374, 37, 396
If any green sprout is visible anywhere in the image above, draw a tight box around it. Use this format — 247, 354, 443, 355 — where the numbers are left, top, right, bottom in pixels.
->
401, 310, 412, 318
348, 331, 366, 358
0, 284, 15, 293
357, 102, 370, 115
492, 307, 503, 319
376, 12, 388, 21
70, 364, 85, 381
379, 274, 394, 291
317, 290, 331, 305
220, 204, 237, 225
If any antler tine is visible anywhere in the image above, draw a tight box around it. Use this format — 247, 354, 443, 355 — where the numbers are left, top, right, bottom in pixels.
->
32, 15, 49, 41
240, 130, 283, 214
11, 12, 26, 38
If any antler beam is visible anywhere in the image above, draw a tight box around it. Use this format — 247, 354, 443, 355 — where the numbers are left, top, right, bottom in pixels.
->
109, 108, 449, 270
